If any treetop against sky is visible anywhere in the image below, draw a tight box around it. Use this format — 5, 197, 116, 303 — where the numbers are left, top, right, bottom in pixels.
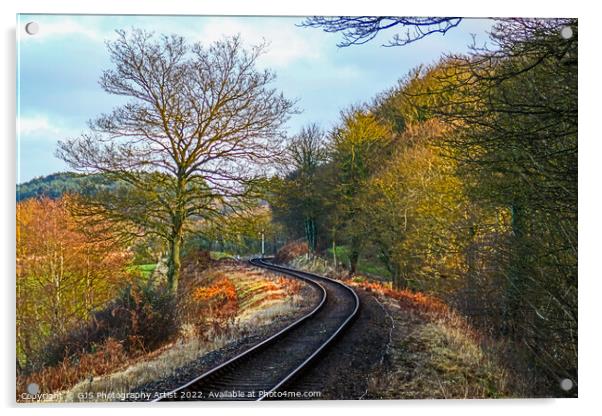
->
17, 14, 493, 182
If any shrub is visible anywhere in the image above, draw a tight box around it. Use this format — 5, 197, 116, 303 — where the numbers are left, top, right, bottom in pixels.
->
37, 282, 176, 371
17, 338, 129, 397
274, 240, 309, 263
177, 267, 240, 339
119, 282, 178, 351
181, 248, 212, 272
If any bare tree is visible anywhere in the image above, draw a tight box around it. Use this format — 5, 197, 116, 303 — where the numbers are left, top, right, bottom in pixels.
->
281, 124, 328, 252
300, 17, 462, 47
57, 29, 294, 290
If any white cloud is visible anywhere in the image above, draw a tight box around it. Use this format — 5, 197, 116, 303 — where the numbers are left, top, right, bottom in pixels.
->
191, 17, 322, 68
18, 115, 76, 140
19, 115, 57, 136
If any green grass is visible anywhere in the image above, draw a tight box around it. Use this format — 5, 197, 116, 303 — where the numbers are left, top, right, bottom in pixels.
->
130, 263, 156, 280
210, 251, 234, 260
327, 245, 392, 279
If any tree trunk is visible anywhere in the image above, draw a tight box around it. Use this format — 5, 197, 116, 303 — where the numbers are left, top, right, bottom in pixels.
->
465, 221, 478, 314
503, 203, 527, 335
166, 223, 183, 291
378, 245, 406, 289
349, 249, 359, 275
392, 267, 408, 290
332, 239, 337, 269
348, 234, 362, 275
304, 217, 317, 253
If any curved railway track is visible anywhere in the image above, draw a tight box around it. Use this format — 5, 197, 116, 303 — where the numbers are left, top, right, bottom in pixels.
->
153, 258, 360, 401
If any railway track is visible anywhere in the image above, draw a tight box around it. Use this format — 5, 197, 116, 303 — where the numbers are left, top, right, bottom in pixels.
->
153, 258, 360, 401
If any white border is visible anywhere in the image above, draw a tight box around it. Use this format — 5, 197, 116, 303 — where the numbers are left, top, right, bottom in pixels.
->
2, 1, 598, 415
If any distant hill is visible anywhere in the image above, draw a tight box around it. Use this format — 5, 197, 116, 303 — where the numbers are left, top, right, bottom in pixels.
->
16, 172, 111, 202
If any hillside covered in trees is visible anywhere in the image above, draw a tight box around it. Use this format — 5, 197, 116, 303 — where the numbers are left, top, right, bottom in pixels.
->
16, 172, 117, 202
269, 18, 577, 393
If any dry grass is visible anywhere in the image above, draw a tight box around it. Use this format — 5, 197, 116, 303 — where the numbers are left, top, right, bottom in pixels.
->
290, 255, 334, 275
354, 281, 513, 398
59, 335, 232, 402
231, 268, 304, 325
366, 309, 510, 399
289, 255, 514, 399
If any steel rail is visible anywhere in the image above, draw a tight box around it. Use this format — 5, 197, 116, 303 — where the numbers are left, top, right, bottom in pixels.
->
152, 257, 359, 402
252, 258, 360, 401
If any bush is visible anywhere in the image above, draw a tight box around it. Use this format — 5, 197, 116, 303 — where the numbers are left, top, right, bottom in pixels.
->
118, 282, 178, 351
274, 240, 309, 263
181, 248, 212, 272
175, 265, 239, 340
37, 282, 176, 371
17, 338, 129, 397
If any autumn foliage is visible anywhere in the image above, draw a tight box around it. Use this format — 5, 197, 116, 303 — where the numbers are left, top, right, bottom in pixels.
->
349, 279, 450, 318
274, 240, 309, 263
17, 195, 133, 370
177, 260, 302, 342
178, 269, 242, 340
193, 276, 238, 316
270, 19, 577, 393
17, 338, 128, 397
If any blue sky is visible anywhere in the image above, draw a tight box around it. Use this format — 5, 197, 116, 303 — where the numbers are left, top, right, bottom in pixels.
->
16, 14, 494, 183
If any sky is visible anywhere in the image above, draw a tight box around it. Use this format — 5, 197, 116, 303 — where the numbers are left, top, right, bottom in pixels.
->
16, 14, 494, 183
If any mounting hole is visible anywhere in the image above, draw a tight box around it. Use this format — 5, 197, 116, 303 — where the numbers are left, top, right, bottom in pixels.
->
27, 383, 40, 395
560, 26, 573, 40
560, 378, 574, 391
25, 21, 39, 35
